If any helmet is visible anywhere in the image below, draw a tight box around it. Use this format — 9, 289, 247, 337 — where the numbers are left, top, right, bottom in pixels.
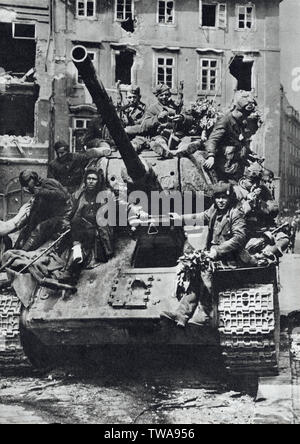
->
212, 182, 234, 198
154, 84, 170, 97
127, 85, 141, 97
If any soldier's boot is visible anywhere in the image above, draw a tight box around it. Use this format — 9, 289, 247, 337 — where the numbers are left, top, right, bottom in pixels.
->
160, 291, 198, 328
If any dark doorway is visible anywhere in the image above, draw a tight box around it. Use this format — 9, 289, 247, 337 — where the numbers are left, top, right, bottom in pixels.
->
115, 50, 134, 85
229, 56, 253, 91
0, 93, 37, 136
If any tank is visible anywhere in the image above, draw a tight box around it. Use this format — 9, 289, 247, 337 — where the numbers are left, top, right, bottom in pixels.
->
0, 47, 280, 376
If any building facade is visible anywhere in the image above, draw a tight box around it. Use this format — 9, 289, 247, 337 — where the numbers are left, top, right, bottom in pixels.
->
0, 0, 52, 218
0, 0, 282, 212
280, 86, 300, 211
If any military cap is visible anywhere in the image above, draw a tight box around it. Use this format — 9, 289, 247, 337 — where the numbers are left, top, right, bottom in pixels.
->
244, 162, 263, 180
127, 85, 141, 97
154, 83, 170, 96
212, 182, 234, 197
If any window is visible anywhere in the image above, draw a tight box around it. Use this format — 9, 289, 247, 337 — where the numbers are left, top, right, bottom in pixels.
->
229, 55, 254, 91
77, 50, 97, 84
114, 49, 135, 85
237, 4, 255, 29
156, 56, 176, 89
72, 118, 93, 152
12, 23, 35, 40
199, 58, 220, 93
199, 2, 227, 29
115, 0, 133, 21
158, 0, 175, 25
76, 0, 96, 18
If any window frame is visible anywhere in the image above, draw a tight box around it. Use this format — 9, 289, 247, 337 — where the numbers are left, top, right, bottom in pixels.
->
12, 22, 36, 40
75, 49, 98, 85
199, 1, 227, 29
153, 53, 178, 92
198, 56, 221, 95
75, 0, 97, 20
114, 0, 134, 22
157, 0, 176, 26
236, 3, 256, 31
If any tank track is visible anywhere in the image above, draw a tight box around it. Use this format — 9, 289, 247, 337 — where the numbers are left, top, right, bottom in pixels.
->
218, 284, 279, 376
0, 288, 31, 373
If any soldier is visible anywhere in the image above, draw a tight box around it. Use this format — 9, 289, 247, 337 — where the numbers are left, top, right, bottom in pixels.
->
234, 163, 289, 259
141, 84, 189, 158
60, 168, 114, 283
204, 91, 261, 182
15, 170, 73, 252
48, 140, 111, 194
161, 182, 247, 327
121, 85, 149, 154
83, 115, 114, 148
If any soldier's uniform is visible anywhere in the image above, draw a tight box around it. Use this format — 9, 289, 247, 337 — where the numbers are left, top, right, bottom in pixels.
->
205, 91, 260, 182
161, 183, 247, 327
234, 163, 289, 259
15, 172, 73, 252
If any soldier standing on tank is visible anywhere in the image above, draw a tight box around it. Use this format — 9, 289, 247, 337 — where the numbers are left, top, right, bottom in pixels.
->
160, 182, 247, 327
234, 163, 289, 259
15, 170, 73, 252
48, 140, 111, 194
203, 91, 261, 183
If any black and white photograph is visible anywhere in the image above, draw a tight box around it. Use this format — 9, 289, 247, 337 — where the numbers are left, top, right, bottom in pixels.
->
0, 0, 299, 427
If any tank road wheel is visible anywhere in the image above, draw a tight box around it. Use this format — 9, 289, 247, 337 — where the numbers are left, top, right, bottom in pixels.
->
218, 283, 280, 377
0, 289, 31, 373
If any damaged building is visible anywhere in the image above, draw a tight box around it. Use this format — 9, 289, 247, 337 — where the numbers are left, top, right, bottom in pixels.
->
0, 0, 52, 219
0, 0, 283, 208
51, 0, 281, 192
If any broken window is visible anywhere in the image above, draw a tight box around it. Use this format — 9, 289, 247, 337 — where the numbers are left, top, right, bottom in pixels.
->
0, 22, 36, 78
76, 0, 96, 18
0, 93, 38, 137
115, 50, 134, 85
158, 0, 175, 25
200, 2, 227, 28
156, 56, 175, 89
199, 58, 219, 93
237, 4, 255, 29
115, 0, 134, 32
229, 55, 253, 91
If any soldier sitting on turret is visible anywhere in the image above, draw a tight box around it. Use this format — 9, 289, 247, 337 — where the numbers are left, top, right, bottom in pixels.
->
59, 168, 114, 284
141, 84, 191, 159
83, 115, 115, 149
234, 163, 289, 261
48, 140, 111, 194
203, 91, 263, 183
161, 182, 247, 327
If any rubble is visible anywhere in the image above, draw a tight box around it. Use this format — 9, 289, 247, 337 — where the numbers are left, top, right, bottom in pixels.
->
0, 135, 36, 147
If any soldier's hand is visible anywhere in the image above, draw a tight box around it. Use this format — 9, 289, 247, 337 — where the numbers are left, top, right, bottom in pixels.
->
203, 157, 215, 170
206, 249, 218, 260
17, 202, 32, 220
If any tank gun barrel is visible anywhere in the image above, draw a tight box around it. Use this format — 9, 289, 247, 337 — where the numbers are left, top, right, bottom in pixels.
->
71, 45, 146, 182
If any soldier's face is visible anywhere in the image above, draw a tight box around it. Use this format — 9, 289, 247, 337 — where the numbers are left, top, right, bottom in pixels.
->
127, 93, 139, 106
86, 174, 98, 191
56, 146, 69, 160
157, 91, 171, 105
215, 195, 230, 211
24, 178, 36, 194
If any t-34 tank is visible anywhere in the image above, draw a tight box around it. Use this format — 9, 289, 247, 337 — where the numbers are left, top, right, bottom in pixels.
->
0, 47, 280, 376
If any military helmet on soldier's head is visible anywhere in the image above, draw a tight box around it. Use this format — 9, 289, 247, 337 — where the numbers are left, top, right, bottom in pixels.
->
127, 85, 141, 97
212, 182, 234, 198
154, 83, 170, 97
